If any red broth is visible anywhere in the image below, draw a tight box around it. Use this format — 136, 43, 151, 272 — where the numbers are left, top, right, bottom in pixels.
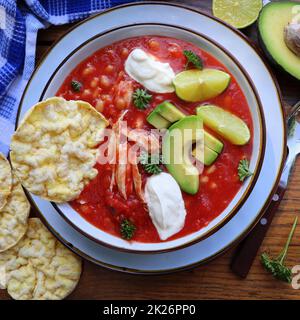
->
56, 36, 253, 243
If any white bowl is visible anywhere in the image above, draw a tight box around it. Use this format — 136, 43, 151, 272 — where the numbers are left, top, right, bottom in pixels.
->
42, 24, 265, 253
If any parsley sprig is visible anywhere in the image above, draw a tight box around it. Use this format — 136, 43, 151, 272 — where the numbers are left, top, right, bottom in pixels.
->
139, 152, 163, 175
133, 88, 152, 110
261, 217, 298, 283
238, 159, 253, 182
71, 80, 82, 92
183, 50, 203, 70
120, 219, 136, 240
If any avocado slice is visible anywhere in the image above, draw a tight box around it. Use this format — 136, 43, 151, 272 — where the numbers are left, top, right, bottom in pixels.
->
191, 130, 223, 166
157, 101, 186, 122
147, 111, 171, 129
147, 102, 185, 129
192, 145, 219, 166
204, 131, 223, 154
258, 1, 300, 80
162, 115, 203, 194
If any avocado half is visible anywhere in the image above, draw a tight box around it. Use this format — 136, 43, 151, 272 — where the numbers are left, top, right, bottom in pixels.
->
258, 1, 300, 80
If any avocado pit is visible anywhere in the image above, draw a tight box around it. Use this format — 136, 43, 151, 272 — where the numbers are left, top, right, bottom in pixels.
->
284, 18, 300, 57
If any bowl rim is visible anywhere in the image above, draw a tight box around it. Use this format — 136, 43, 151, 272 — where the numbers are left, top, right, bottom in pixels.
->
15, 2, 287, 272
36, 22, 266, 254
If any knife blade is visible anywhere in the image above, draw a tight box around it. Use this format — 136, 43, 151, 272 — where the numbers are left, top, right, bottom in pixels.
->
231, 101, 300, 278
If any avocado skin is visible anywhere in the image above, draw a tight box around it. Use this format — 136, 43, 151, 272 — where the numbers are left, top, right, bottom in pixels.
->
258, 30, 300, 80
258, 1, 300, 80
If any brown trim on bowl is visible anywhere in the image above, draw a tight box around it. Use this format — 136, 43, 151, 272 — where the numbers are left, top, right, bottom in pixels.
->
41, 22, 266, 254
15, 2, 286, 273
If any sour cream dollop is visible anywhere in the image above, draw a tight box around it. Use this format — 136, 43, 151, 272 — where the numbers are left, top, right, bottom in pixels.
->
125, 49, 175, 93
144, 172, 187, 240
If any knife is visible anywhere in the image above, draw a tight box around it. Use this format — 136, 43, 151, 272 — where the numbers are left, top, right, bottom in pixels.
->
231, 101, 300, 278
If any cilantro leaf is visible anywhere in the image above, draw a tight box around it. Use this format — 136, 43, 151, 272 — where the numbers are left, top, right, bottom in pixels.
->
261, 217, 298, 283
139, 152, 163, 175
133, 88, 152, 110
238, 159, 253, 182
183, 50, 203, 70
71, 80, 82, 92
261, 253, 292, 283
120, 219, 136, 240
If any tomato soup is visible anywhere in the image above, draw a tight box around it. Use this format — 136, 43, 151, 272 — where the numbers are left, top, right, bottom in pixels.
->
56, 36, 253, 243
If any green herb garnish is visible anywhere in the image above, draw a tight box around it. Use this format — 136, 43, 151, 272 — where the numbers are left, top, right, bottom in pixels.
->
139, 152, 163, 175
120, 219, 136, 240
71, 80, 82, 92
238, 159, 253, 182
261, 217, 298, 283
183, 50, 203, 70
132, 88, 152, 110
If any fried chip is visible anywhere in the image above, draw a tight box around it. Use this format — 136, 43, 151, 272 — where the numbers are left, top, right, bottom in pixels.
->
0, 173, 30, 252
10, 97, 108, 202
0, 153, 12, 210
0, 265, 6, 289
0, 218, 82, 300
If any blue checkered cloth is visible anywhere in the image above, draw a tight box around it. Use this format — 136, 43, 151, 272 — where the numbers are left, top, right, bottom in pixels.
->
0, 0, 138, 156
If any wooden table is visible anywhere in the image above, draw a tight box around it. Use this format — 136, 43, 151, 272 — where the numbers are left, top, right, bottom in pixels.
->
2, 0, 300, 300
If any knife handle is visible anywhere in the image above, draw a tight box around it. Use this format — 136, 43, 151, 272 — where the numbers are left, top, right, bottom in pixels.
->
230, 183, 286, 278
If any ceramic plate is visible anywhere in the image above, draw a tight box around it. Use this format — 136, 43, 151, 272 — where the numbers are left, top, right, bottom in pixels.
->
44, 23, 265, 253
18, 3, 285, 273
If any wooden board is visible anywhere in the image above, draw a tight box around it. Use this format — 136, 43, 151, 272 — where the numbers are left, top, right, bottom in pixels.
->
1, 0, 300, 300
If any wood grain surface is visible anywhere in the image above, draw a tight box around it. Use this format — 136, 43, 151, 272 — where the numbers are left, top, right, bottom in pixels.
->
1, 0, 300, 300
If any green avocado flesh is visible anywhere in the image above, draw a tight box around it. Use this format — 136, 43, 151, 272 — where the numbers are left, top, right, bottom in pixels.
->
146, 101, 185, 129
192, 131, 223, 166
147, 111, 171, 129
148, 102, 223, 169
204, 131, 223, 154
192, 145, 219, 166
192, 131, 224, 166
156, 101, 186, 122
162, 116, 203, 195
258, 1, 300, 80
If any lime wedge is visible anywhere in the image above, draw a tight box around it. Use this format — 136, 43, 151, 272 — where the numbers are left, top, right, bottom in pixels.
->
197, 105, 250, 145
213, 0, 263, 29
173, 69, 230, 102
174, 70, 204, 102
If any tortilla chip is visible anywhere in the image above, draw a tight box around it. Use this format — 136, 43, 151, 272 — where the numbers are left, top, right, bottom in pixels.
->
10, 97, 108, 202
0, 153, 12, 210
0, 173, 30, 252
0, 218, 82, 300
